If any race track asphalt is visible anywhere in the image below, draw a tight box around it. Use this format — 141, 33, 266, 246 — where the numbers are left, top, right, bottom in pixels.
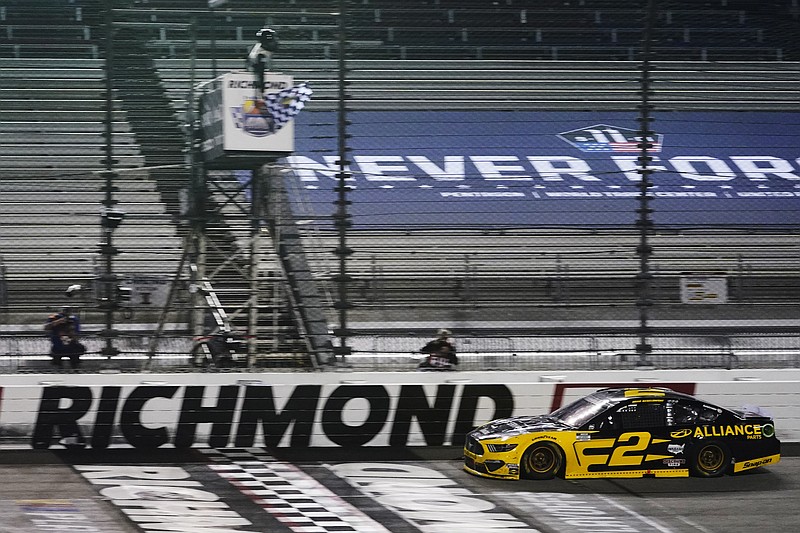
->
0, 445, 797, 533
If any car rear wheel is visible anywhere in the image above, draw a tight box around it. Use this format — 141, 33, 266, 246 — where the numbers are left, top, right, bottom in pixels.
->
690, 442, 730, 477
521, 442, 563, 480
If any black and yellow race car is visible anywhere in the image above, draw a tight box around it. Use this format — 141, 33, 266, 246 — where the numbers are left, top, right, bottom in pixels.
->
464, 387, 780, 480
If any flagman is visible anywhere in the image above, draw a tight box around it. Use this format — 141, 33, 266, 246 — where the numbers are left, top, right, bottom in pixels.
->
247, 28, 278, 97
238, 27, 312, 136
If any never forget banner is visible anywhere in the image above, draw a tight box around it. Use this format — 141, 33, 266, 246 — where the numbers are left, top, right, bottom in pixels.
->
286, 111, 800, 228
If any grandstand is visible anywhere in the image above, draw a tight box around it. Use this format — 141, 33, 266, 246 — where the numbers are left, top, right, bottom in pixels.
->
0, 55, 183, 309
0, 0, 798, 372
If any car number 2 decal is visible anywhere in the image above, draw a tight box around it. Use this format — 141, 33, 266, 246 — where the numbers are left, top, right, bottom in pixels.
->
574, 431, 659, 468
609, 432, 651, 466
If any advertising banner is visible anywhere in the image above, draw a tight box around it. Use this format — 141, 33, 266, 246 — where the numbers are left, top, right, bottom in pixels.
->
287, 111, 800, 228
221, 72, 295, 152
680, 276, 728, 304
200, 71, 312, 166
0, 376, 796, 449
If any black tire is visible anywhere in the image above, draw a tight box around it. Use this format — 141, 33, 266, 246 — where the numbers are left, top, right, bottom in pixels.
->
690, 441, 730, 477
521, 442, 564, 480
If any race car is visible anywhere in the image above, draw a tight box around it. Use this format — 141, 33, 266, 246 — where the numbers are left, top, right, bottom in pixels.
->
464, 387, 780, 480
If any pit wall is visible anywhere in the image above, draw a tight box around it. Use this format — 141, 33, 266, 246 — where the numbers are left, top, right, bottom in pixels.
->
1, 368, 797, 449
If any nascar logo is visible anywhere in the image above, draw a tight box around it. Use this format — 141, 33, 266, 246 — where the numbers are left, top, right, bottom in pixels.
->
558, 124, 663, 153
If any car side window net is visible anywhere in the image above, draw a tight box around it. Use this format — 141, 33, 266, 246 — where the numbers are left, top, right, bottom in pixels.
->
669, 402, 698, 426
614, 402, 667, 430
698, 405, 722, 423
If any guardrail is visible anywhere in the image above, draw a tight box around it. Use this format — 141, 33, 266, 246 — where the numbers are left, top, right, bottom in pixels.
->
1, 331, 797, 373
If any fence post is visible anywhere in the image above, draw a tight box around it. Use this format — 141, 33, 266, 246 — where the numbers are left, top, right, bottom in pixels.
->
0, 256, 7, 308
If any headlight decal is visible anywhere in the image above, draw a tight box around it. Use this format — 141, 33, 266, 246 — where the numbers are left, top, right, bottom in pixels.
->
486, 443, 518, 453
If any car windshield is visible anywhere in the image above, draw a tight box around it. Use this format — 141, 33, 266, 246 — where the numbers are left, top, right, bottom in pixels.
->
550, 392, 618, 428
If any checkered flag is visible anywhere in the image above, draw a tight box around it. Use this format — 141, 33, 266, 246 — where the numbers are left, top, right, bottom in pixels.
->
265, 82, 313, 130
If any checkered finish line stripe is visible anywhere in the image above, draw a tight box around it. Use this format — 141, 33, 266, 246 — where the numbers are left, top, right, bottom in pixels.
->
201, 448, 391, 533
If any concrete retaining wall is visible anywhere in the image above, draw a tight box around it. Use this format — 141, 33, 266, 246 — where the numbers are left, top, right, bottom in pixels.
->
0, 368, 797, 448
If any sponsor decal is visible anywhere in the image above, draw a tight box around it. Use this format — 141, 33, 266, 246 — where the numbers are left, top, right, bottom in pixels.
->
328, 463, 535, 531
500, 492, 651, 533
663, 458, 686, 467
75, 465, 259, 532
744, 457, 773, 468
558, 124, 664, 153
12, 499, 114, 532
670, 429, 692, 439
693, 424, 763, 439
734, 454, 781, 473
31, 384, 513, 450
667, 443, 685, 454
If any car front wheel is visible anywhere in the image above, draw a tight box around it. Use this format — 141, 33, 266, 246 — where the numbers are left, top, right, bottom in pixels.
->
521, 442, 563, 480
690, 441, 730, 477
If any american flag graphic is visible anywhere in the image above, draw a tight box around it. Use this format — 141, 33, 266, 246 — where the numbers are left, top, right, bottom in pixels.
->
574, 140, 663, 152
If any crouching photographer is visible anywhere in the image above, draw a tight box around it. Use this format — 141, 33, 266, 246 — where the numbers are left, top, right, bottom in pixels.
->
417, 328, 459, 371
45, 306, 86, 369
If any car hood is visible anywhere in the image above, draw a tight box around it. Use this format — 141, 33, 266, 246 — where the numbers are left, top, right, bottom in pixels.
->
470, 415, 571, 439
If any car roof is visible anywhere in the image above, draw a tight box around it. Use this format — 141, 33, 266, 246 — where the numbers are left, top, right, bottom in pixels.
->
592, 387, 697, 403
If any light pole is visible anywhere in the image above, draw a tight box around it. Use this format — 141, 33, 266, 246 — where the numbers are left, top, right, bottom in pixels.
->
99, 3, 121, 359
332, 0, 353, 365
635, 0, 658, 367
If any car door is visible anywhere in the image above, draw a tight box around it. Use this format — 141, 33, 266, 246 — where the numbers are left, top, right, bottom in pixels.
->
579, 398, 672, 475
628, 398, 724, 472
575, 398, 666, 477
663, 399, 729, 474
